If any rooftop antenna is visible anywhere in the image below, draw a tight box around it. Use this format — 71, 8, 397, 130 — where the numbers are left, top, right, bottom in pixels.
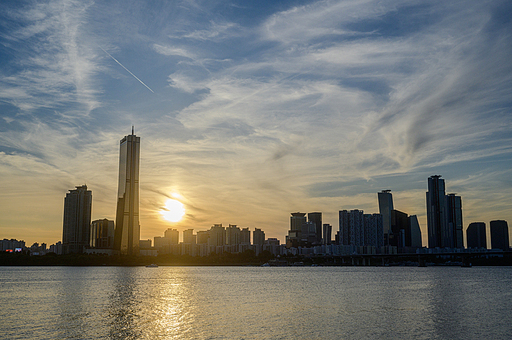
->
132, 125, 134, 135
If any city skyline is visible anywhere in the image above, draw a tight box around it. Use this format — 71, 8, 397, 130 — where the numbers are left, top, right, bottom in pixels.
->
1, 1, 512, 246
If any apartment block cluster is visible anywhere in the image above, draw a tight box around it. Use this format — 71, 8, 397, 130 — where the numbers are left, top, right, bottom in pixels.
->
137, 224, 279, 257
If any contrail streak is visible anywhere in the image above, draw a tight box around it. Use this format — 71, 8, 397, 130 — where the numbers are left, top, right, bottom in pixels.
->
99, 46, 154, 93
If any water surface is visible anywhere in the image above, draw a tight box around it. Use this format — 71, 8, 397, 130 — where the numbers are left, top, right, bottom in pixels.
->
1, 266, 511, 339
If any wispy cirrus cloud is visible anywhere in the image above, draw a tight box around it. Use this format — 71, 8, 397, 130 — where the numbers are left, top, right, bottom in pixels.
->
0, 0, 101, 115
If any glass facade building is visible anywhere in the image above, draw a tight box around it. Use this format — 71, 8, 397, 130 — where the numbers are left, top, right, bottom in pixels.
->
114, 131, 140, 255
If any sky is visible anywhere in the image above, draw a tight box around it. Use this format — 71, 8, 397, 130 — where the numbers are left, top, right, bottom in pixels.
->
1, 0, 511, 247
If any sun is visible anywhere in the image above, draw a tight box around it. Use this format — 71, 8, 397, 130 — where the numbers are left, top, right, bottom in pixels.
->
160, 199, 185, 222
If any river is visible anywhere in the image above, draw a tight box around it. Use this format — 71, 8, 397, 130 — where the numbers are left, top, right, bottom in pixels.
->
1, 266, 511, 339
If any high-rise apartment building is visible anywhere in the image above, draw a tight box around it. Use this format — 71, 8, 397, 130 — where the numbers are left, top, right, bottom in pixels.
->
446, 193, 463, 248
183, 229, 196, 244
339, 209, 364, 246
226, 224, 241, 245
466, 222, 486, 249
62, 185, 92, 254
253, 228, 265, 246
164, 228, 179, 244
378, 190, 393, 243
338, 210, 383, 250
114, 129, 140, 255
240, 228, 251, 245
490, 220, 509, 250
426, 175, 448, 248
208, 224, 225, 247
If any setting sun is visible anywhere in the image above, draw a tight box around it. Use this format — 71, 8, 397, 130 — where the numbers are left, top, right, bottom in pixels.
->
160, 199, 185, 222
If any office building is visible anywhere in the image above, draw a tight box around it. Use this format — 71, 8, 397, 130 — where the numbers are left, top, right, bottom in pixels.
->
308, 212, 322, 244
378, 190, 394, 243
446, 193, 463, 248
490, 220, 509, 250
323, 224, 332, 245
466, 222, 486, 249
408, 215, 423, 248
287, 212, 306, 248
390, 209, 408, 248
426, 175, 448, 248
114, 128, 140, 255
62, 185, 92, 254
90, 218, 114, 249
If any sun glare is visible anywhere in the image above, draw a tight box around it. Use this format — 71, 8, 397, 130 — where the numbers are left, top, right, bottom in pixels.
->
161, 199, 185, 222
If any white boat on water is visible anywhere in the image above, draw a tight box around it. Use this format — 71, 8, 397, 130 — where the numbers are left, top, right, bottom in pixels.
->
146, 264, 158, 268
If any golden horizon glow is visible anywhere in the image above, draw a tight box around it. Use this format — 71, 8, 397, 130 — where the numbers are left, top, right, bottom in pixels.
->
161, 199, 186, 223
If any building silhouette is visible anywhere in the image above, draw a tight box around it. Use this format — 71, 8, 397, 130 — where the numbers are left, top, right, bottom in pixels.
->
466, 222, 486, 249
337, 209, 383, 252
446, 193, 464, 248
114, 129, 140, 255
308, 212, 322, 244
490, 220, 509, 250
241, 227, 251, 245
426, 175, 448, 248
62, 185, 92, 254
408, 215, 423, 248
287, 212, 306, 248
323, 224, 332, 245
378, 190, 393, 244
90, 219, 114, 248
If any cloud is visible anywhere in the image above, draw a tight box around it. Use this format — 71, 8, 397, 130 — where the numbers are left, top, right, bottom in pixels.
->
152, 43, 196, 59
0, 0, 101, 115
180, 21, 241, 41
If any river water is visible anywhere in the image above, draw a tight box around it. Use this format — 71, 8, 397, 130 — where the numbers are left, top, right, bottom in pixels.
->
1, 266, 511, 339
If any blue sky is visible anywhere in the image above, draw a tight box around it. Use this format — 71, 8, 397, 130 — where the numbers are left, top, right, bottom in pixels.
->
1, 0, 511, 246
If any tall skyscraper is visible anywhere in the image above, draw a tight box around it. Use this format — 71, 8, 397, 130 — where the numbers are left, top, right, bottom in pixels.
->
114, 129, 140, 255
62, 185, 92, 254
426, 175, 448, 248
378, 190, 393, 244
466, 222, 486, 249
446, 193, 463, 248
308, 212, 322, 244
490, 220, 509, 250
